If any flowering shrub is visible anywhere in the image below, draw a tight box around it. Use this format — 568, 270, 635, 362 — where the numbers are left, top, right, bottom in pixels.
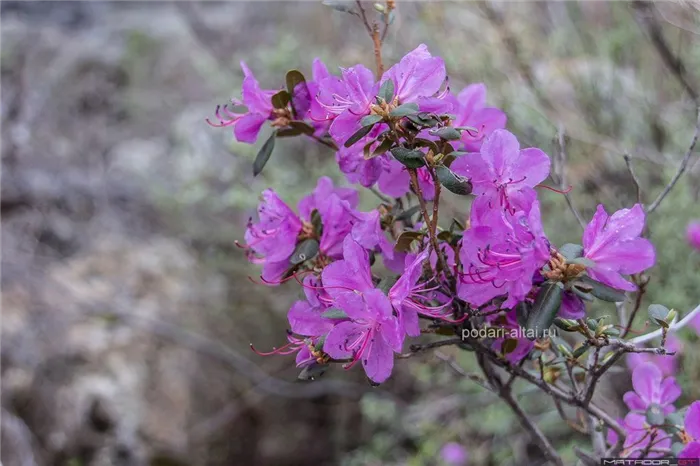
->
210, 3, 700, 463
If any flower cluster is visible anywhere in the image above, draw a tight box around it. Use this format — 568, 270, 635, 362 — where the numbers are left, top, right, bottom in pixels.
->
216, 45, 665, 385
608, 361, 700, 459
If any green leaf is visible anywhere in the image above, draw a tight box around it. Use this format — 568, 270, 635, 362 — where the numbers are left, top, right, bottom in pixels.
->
271, 90, 291, 109
344, 124, 374, 148
390, 147, 425, 168
569, 283, 595, 302
253, 132, 276, 176
322, 308, 348, 319
449, 218, 466, 233
310, 209, 323, 237
394, 231, 422, 252
572, 342, 590, 359
285, 70, 306, 96
524, 281, 564, 340
377, 79, 394, 103
553, 318, 580, 331
276, 121, 315, 138
431, 127, 462, 141
558, 243, 584, 261
298, 363, 328, 381
645, 404, 665, 426
361, 114, 383, 127
406, 113, 439, 128
576, 275, 627, 302
515, 301, 532, 329
290, 239, 320, 265
648, 304, 671, 327
371, 138, 394, 158
389, 102, 420, 118
435, 165, 473, 195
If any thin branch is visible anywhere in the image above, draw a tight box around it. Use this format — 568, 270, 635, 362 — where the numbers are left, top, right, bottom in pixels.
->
632, 2, 698, 104
355, 0, 373, 34
499, 388, 565, 466
555, 124, 586, 229
647, 106, 700, 213
630, 302, 700, 346
624, 153, 643, 204
434, 350, 494, 391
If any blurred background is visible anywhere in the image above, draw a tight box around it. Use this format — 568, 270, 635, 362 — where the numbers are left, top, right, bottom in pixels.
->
2, 1, 700, 465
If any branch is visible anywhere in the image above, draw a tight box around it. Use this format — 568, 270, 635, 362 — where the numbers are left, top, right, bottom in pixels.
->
647, 106, 700, 213
554, 124, 586, 229
632, 2, 698, 104
629, 302, 700, 346
624, 153, 643, 204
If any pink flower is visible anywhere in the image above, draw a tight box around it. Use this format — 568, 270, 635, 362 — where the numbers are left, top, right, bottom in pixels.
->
439, 442, 468, 466
315, 64, 379, 145
582, 204, 655, 292
244, 190, 302, 283
687, 221, 700, 251
380, 44, 447, 109
446, 83, 507, 152
679, 401, 700, 459
623, 362, 680, 415
487, 310, 535, 363
458, 201, 550, 308
208, 62, 278, 144
450, 129, 550, 214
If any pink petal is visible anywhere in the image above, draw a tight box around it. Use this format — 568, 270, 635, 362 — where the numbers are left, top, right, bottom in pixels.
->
558, 293, 586, 319
362, 330, 395, 383
449, 152, 492, 196
329, 110, 363, 145
480, 129, 520, 179
659, 377, 681, 406
631, 362, 662, 406
583, 205, 609, 251
623, 391, 646, 411
234, 113, 267, 144
587, 238, 655, 275
456, 83, 487, 118
685, 401, 700, 440
679, 441, 700, 459
323, 321, 364, 359
507, 147, 551, 189
586, 267, 637, 292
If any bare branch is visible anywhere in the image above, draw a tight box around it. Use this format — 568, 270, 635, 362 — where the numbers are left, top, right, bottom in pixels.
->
647, 106, 700, 213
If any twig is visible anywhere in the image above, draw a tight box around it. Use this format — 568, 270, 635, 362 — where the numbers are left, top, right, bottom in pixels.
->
355, 0, 373, 35
555, 124, 586, 229
408, 168, 451, 279
369, 186, 392, 203
624, 153, 643, 204
647, 106, 700, 213
371, 23, 384, 77
620, 275, 648, 338
629, 302, 700, 346
434, 350, 494, 391
632, 2, 698, 104
398, 337, 462, 357
500, 387, 565, 466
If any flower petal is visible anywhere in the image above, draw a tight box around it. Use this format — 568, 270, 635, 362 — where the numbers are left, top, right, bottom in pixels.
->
362, 330, 395, 383
234, 113, 267, 144
685, 401, 700, 441
631, 362, 662, 406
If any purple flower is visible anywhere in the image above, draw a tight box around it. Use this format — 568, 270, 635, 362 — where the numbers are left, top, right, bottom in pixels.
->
447, 83, 507, 152
679, 401, 700, 459
335, 125, 389, 188
380, 44, 447, 109
208, 62, 278, 144
439, 442, 468, 466
688, 221, 700, 251
626, 335, 682, 377
582, 204, 655, 292
458, 200, 550, 308
451, 129, 550, 214
618, 412, 672, 458
623, 362, 680, 415
389, 249, 452, 336
244, 190, 302, 283
303, 58, 333, 136
298, 176, 360, 259
316, 64, 379, 145
351, 210, 395, 261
